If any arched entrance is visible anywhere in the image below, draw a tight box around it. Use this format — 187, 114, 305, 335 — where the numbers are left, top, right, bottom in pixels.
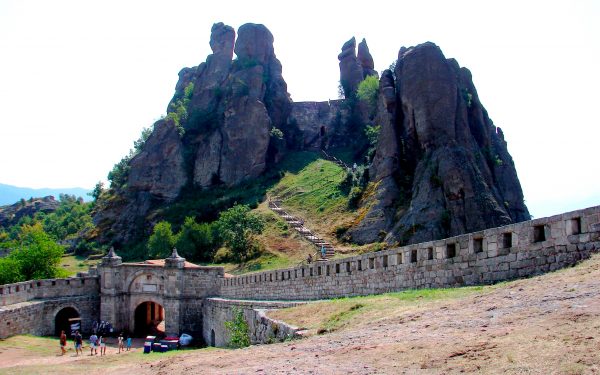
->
134, 301, 165, 337
210, 329, 215, 347
55, 307, 80, 337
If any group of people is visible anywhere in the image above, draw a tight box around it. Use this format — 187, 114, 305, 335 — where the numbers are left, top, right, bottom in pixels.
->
59, 330, 132, 356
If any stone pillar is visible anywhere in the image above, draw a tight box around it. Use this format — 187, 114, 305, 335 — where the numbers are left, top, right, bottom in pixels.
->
164, 248, 185, 336
97, 248, 122, 331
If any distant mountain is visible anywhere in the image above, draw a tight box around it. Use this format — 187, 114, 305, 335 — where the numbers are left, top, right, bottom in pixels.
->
0, 183, 91, 206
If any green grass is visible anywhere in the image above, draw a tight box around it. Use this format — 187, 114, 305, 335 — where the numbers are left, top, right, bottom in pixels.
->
59, 255, 99, 276
269, 285, 488, 333
0, 335, 58, 356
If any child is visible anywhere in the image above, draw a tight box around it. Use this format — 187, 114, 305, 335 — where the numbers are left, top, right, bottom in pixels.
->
99, 336, 106, 356
117, 333, 124, 353
59, 330, 67, 355
126, 335, 132, 351
89, 333, 98, 356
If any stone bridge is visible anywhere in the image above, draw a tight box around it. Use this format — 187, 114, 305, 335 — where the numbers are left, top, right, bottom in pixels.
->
1, 205, 599, 346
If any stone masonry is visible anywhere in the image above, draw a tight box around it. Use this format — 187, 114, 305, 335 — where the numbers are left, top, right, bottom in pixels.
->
1, 205, 599, 346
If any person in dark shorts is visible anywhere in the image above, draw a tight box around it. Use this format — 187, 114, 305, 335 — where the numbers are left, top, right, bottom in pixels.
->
74, 331, 83, 356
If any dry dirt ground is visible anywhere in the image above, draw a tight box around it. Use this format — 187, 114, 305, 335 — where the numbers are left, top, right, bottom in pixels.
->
2, 255, 600, 374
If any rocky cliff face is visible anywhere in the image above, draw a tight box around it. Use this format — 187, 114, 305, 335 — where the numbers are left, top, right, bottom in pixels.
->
94, 26, 529, 249
94, 22, 292, 245
349, 42, 529, 245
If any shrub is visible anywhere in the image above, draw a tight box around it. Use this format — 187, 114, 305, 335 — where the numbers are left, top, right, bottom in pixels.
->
175, 217, 216, 261
215, 204, 264, 263
0, 257, 23, 284
147, 221, 176, 259
10, 223, 64, 280
357, 75, 379, 110
224, 307, 250, 348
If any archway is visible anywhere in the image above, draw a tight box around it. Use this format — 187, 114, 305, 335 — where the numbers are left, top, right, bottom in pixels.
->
134, 301, 165, 337
210, 329, 215, 347
55, 307, 80, 337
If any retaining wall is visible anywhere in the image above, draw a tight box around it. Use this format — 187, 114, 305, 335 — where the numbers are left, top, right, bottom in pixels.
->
219, 206, 600, 300
202, 298, 304, 347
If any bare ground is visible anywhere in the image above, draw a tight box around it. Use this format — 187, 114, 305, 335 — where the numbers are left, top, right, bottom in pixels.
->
3, 255, 600, 374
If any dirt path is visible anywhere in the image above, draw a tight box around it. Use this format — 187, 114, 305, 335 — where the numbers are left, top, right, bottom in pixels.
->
2, 256, 600, 374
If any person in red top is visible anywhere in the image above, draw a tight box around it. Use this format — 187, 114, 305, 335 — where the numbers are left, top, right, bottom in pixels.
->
59, 330, 67, 355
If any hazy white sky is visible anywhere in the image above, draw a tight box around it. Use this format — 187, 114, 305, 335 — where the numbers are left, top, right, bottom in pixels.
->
0, 0, 598, 218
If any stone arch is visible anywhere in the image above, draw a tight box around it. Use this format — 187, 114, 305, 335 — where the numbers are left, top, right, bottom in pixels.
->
124, 270, 164, 294
53, 305, 80, 337
210, 329, 216, 347
133, 300, 166, 337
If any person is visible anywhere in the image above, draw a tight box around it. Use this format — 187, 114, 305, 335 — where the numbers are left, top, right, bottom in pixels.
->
98, 335, 106, 356
74, 331, 83, 356
321, 244, 326, 259
126, 335, 132, 351
117, 333, 124, 353
89, 333, 98, 356
307, 253, 312, 264
59, 330, 67, 355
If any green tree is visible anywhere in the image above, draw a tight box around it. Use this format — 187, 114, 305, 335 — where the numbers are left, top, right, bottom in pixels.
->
175, 217, 215, 261
147, 221, 176, 259
0, 257, 23, 284
90, 181, 105, 201
215, 204, 264, 262
357, 75, 379, 112
11, 223, 65, 280
224, 307, 250, 348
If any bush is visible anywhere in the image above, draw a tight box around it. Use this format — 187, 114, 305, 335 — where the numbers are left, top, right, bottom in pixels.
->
215, 204, 264, 263
224, 307, 250, 348
0, 257, 23, 285
10, 223, 64, 280
357, 75, 379, 110
175, 217, 216, 261
147, 221, 176, 259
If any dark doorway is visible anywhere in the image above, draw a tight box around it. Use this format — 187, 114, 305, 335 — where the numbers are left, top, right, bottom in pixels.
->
320, 126, 326, 137
210, 329, 215, 347
55, 307, 79, 337
134, 301, 165, 337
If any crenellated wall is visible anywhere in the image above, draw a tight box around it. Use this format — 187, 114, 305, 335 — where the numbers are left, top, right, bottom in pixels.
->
0, 276, 100, 338
219, 206, 600, 300
1, 205, 599, 345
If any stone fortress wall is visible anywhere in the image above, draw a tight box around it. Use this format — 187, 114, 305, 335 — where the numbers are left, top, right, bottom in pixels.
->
0, 205, 599, 345
0, 276, 100, 338
219, 206, 600, 300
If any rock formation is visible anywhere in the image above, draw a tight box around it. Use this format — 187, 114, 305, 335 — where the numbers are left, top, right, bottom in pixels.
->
349, 42, 529, 245
93, 25, 529, 250
0, 196, 60, 228
94, 22, 292, 245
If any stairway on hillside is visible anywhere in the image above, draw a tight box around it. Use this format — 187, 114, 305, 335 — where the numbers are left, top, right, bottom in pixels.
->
268, 198, 335, 261
321, 150, 351, 171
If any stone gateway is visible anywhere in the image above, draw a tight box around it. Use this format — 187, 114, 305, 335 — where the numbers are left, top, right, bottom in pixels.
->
1, 206, 599, 346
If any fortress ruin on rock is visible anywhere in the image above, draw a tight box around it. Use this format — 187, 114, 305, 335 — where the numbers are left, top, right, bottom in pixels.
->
1, 206, 599, 347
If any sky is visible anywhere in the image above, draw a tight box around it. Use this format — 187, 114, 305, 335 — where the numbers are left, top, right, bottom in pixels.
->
0, 0, 598, 219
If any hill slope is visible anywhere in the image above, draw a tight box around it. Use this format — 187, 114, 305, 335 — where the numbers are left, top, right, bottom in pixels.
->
0, 183, 90, 205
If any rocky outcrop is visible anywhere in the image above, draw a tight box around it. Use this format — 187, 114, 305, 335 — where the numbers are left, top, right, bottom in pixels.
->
286, 100, 351, 150
0, 196, 59, 228
338, 37, 378, 98
127, 119, 187, 201
357, 38, 377, 78
94, 22, 292, 245
349, 42, 529, 245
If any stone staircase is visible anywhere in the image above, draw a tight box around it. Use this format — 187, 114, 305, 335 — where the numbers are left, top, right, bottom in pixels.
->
321, 150, 351, 171
267, 198, 335, 261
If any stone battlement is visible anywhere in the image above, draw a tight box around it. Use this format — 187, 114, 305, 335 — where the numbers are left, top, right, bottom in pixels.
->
1, 205, 598, 346
219, 205, 600, 300
0, 276, 99, 307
